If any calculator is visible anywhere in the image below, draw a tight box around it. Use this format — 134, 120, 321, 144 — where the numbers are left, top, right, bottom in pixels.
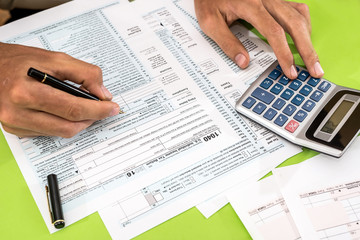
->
235, 61, 360, 157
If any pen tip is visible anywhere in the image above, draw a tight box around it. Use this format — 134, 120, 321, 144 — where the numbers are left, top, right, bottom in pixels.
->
119, 109, 125, 114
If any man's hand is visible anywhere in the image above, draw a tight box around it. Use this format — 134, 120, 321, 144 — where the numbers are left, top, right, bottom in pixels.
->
194, 0, 324, 79
0, 43, 120, 138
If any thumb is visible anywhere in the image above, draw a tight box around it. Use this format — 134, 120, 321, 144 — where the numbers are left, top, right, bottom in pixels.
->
197, 12, 250, 68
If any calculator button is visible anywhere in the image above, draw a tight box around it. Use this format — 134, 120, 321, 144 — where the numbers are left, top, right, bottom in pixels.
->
251, 87, 275, 104
310, 90, 324, 102
299, 85, 313, 96
242, 97, 256, 109
285, 120, 300, 133
276, 64, 282, 71
291, 94, 305, 106
274, 114, 288, 127
272, 98, 286, 110
268, 69, 282, 80
263, 108, 278, 120
294, 110, 308, 122
298, 70, 310, 81
302, 100, 316, 112
318, 81, 331, 92
270, 83, 284, 95
283, 104, 297, 116
260, 78, 274, 89
289, 80, 302, 91
280, 89, 294, 100
308, 77, 320, 87
253, 102, 267, 114
279, 76, 290, 85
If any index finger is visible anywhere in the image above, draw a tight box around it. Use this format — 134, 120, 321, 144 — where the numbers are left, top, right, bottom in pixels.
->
36, 52, 113, 101
21, 80, 120, 121
263, 0, 324, 78
245, 6, 298, 79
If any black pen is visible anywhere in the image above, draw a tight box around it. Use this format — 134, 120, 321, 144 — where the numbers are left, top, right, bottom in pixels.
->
27, 67, 100, 101
46, 174, 65, 229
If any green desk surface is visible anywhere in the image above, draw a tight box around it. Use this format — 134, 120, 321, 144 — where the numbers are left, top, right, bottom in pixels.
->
1, 0, 359, 239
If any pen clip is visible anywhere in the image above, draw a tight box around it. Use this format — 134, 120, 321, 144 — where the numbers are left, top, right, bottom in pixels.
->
45, 185, 54, 224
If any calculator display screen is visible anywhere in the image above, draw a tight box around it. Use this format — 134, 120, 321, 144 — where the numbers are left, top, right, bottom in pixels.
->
320, 100, 354, 134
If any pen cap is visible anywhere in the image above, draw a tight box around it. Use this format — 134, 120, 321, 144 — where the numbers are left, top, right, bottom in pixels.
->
47, 174, 65, 229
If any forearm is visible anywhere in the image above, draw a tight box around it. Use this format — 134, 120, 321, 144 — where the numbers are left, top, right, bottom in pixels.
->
0, 0, 70, 10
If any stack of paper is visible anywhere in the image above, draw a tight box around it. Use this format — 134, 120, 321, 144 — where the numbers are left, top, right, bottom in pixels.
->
227, 137, 360, 240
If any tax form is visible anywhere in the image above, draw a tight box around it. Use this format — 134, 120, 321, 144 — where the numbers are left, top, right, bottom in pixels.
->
0, 0, 301, 235
274, 137, 360, 240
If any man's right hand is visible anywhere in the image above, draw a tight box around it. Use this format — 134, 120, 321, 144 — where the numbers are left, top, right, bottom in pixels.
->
0, 42, 120, 138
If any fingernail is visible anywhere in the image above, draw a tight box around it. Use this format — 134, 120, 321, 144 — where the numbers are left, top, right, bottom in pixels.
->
290, 65, 298, 79
314, 62, 324, 76
235, 53, 246, 68
101, 85, 113, 99
109, 106, 120, 117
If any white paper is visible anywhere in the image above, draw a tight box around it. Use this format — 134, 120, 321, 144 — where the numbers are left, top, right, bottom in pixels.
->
228, 176, 301, 240
196, 170, 266, 219
196, 194, 229, 219
196, 167, 275, 219
274, 137, 360, 240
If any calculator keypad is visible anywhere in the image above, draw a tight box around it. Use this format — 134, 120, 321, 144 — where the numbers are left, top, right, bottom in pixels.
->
242, 64, 332, 134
